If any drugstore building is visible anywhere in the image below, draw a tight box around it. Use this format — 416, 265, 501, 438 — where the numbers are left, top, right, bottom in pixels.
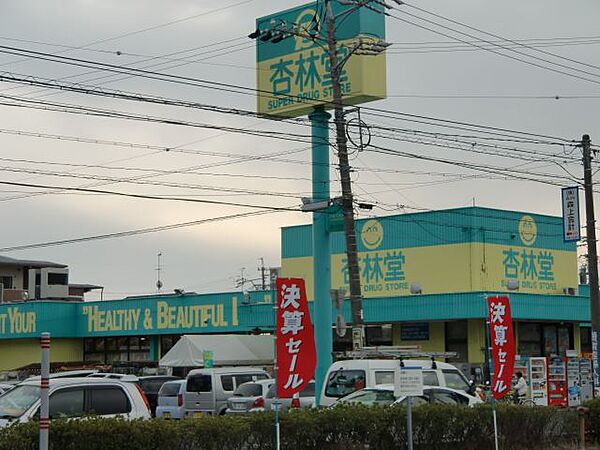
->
0, 207, 593, 379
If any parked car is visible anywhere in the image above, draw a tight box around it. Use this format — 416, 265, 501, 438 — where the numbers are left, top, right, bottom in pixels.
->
0, 378, 151, 428
185, 367, 270, 416
320, 359, 473, 407
334, 385, 483, 408
87, 373, 139, 381
156, 380, 186, 420
27, 369, 98, 381
136, 376, 180, 416
264, 380, 316, 412
0, 384, 14, 396
225, 379, 275, 414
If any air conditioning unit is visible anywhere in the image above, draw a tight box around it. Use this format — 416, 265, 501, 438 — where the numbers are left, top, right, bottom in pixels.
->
563, 287, 576, 296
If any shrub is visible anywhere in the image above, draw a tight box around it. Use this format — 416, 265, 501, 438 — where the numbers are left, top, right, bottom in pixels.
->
0, 404, 581, 450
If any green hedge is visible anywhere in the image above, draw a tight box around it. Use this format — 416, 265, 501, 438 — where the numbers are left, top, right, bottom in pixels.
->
585, 398, 600, 443
0, 404, 582, 450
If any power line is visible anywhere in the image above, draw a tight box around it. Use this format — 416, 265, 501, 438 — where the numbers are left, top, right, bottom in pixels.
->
0, 154, 313, 183
0, 43, 583, 145
387, 93, 600, 100
0, 209, 279, 253
0, 93, 316, 145
0, 165, 311, 199
0, 180, 303, 211
384, 9, 600, 87
0, 0, 254, 69
401, 2, 600, 73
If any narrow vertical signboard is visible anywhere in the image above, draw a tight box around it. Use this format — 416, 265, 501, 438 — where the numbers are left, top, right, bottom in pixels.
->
276, 278, 316, 398
562, 186, 581, 242
488, 296, 516, 399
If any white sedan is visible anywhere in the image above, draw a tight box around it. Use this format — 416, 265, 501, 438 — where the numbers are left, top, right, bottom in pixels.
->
0, 384, 14, 396
335, 384, 483, 407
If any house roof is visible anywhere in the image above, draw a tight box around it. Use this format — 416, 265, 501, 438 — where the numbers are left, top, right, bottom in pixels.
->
0, 255, 67, 269
69, 284, 103, 292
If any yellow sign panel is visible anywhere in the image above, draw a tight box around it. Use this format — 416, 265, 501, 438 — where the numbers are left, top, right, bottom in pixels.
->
257, 39, 386, 118
282, 243, 577, 300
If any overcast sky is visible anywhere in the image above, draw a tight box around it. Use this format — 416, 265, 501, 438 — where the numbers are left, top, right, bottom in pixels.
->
0, 0, 598, 300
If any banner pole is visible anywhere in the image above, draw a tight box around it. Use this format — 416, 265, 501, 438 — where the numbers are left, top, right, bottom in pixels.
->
484, 297, 500, 450
273, 299, 280, 450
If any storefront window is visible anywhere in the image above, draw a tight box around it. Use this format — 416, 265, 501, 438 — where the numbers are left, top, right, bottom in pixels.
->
519, 322, 573, 357
446, 321, 468, 362
543, 325, 558, 355
83, 336, 151, 364
160, 335, 181, 357
518, 323, 542, 357
581, 327, 592, 353
557, 327, 571, 355
365, 325, 392, 346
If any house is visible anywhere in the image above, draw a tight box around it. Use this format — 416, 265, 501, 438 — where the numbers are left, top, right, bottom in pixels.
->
0, 256, 101, 303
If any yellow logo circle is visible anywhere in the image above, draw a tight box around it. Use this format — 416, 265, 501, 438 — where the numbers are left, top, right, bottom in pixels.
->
518, 215, 537, 246
361, 219, 384, 250
294, 9, 320, 52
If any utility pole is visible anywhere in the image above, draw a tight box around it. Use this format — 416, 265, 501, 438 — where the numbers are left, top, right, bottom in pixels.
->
156, 252, 163, 292
582, 135, 600, 372
325, 0, 364, 349
258, 257, 267, 290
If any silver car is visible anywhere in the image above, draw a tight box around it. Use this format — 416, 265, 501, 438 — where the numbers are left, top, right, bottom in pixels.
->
264, 380, 316, 411
335, 385, 483, 407
156, 380, 186, 420
225, 379, 274, 414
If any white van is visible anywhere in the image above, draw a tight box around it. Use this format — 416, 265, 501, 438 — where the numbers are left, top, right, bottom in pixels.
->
184, 367, 270, 416
319, 359, 473, 407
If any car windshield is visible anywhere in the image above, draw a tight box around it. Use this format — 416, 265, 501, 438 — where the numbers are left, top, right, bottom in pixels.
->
442, 370, 470, 391
159, 382, 182, 397
325, 370, 366, 398
0, 385, 40, 418
339, 389, 396, 406
233, 383, 263, 397
300, 382, 315, 397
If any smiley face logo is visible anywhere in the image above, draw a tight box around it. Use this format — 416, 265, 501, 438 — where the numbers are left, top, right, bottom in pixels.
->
518, 215, 537, 246
293, 8, 320, 52
361, 219, 384, 250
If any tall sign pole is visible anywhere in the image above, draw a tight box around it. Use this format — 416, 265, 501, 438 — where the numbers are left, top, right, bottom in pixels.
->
325, 0, 364, 350
252, 0, 388, 395
310, 107, 332, 403
582, 134, 600, 389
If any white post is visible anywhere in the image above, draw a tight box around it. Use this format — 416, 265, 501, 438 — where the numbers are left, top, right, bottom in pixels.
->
406, 396, 413, 450
39, 332, 50, 450
492, 406, 499, 450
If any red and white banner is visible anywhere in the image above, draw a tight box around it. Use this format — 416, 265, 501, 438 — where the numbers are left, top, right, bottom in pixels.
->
488, 296, 516, 400
276, 278, 316, 398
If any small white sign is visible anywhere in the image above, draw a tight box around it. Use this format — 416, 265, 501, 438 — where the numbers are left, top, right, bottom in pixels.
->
394, 366, 424, 398
562, 187, 580, 242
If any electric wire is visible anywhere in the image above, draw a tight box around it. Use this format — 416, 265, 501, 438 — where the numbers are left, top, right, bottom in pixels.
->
384, 9, 600, 87
0, 209, 281, 253
0, 180, 303, 211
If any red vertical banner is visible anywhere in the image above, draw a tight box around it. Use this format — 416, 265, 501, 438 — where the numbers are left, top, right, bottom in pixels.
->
488, 296, 516, 399
276, 278, 316, 398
